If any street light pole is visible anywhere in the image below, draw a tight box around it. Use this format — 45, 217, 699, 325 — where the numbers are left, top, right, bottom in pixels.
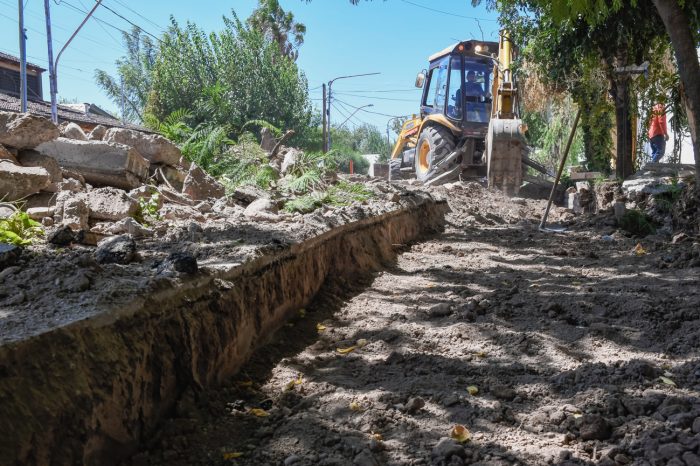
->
18, 0, 28, 112
338, 104, 374, 130
327, 72, 380, 151
47, 0, 103, 123
44, 0, 57, 122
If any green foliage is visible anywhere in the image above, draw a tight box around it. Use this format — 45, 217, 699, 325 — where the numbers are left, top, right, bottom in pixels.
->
620, 209, 655, 237
247, 0, 307, 61
219, 133, 279, 190
95, 27, 157, 122
0, 210, 44, 246
146, 13, 312, 140
283, 181, 374, 213
135, 193, 161, 226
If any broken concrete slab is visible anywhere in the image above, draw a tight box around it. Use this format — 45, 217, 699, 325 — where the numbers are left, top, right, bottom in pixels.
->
103, 127, 181, 166
244, 198, 279, 221
0, 161, 51, 201
0, 111, 60, 149
92, 217, 153, 238
60, 122, 88, 141
26, 206, 54, 221
85, 187, 139, 222
95, 234, 136, 264
35, 138, 149, 190
182, 163, 226, 201
61, 197, 89, 230
160, 204, 205, 222
230, 184, 268, 206
17, 150, 62, 183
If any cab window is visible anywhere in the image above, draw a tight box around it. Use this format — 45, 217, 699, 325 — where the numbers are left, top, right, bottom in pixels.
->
447, 55, 463, 120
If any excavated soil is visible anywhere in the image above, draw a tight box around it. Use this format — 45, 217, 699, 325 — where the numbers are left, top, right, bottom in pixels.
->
128, 182, 700, 466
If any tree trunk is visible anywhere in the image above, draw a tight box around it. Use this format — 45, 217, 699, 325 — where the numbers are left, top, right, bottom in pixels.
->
610, 77, 634, 179
653, 0, 700, 200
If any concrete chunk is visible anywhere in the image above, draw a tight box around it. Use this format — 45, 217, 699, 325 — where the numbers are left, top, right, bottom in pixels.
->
103, 127, 181, 166
85, 187, 139, 221
182, 163, 225, 201
0, 143, 18, 164
60, 122, 88, 141
0, 161, 51, 201
0, 111, 60, 149
17, 150, 62, 182
35, 137, 149, 190
87, 125, 106, 141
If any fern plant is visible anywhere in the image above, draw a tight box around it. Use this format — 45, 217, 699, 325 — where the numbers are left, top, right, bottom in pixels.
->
0, 210, 44, 246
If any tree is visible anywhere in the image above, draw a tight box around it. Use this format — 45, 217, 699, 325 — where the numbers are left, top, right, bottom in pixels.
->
249, 0, 306, 61
146, 13, 312, 141
95, 27, 157, 123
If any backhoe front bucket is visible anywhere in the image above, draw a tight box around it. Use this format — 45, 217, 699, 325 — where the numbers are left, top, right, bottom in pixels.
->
486, 118, 527, 196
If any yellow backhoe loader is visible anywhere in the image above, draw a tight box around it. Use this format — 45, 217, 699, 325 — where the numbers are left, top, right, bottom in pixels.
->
389, 32, 539, 194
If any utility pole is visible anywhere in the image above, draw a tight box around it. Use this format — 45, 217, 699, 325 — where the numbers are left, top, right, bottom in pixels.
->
327, 72, 380, 151
44, 0, 57, 122
322, 84, 327, 153
48, 0, 103, 123
18, 0, 28, 112
120, 77, 126, 124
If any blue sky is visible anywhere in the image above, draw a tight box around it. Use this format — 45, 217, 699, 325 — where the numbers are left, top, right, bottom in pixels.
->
0, 0, 500, 132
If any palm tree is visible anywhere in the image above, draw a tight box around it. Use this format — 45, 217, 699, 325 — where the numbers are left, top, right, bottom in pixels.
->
247, 0, 307, 61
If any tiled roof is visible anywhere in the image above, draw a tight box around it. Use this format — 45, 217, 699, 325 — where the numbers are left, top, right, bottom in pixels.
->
0, 51, 46, 72
0, 92, 152, 132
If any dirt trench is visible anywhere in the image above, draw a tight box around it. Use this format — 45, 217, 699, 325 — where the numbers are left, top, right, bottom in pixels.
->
0, 196, 447, 466
132, 182, 700, 466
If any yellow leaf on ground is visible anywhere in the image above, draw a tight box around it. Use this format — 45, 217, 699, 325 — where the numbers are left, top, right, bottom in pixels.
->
659, 376, 677, 387
337, 346, 358, 355
248, 408, 269, 417
467, 385, 479, 396
475, 351, 487, 358
371, 432, 383, 441
634, 243, 647, 256
299, 309, 306, 318
450, 424, 471, 443
317, 323, 327, 332
350, 401, 363, 411
223, 452, 243, 460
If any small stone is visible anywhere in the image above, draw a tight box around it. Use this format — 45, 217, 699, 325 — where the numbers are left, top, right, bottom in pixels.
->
95, 234, 136, 265
613, 453, 632, 464
428, 302, 452, 317
0, 243, 21, 268
578, 414, 612, 441
47, 225, 76, 246
284, 454, 301, 466
491, 385, 517, 401
404, 396, 425, 414
161, 252, 198, 275
432, 438, 466, 460
692, 416, 700, 434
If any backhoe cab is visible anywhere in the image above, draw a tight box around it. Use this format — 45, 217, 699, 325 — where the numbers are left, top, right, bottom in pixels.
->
390, 33, 527, 194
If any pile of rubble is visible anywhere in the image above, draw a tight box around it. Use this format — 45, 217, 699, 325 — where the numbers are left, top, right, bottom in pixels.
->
0, 111, 229, 250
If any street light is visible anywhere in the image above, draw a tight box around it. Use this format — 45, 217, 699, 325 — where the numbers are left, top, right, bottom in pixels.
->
338, 104, 374, 130
327, 72, 380, 150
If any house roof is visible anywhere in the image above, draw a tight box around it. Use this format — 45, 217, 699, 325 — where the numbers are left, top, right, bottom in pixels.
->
0, 51, 46, 72
0, 92, 152, 132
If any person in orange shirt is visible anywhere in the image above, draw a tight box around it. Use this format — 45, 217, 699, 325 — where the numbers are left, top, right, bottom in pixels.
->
648, 102, 669, 163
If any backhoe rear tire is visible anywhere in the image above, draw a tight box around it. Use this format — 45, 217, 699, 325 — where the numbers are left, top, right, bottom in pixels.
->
415, 125, 456, 183
389, 158, 402, 181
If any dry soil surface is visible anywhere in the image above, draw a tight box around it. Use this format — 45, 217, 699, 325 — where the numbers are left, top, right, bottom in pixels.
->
131, 182, 700, 466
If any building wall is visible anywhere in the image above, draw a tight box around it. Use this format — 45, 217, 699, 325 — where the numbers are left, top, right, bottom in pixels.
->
0, 62, 43, 100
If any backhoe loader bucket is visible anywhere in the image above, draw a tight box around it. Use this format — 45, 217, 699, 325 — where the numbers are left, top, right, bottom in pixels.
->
486, 118, 527, 196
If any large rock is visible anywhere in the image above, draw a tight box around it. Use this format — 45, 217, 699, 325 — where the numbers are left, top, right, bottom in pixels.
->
61, 196, 89, 230
95, 234, 136, 265
35, 137, 149, 190
0, 161, 51, 201
0, 111, 59, 149
103, 128, 181, 166
17, 150, 62, 183
87, 125, 107, 141
182, 163, 226, 201
244, 198, 279, 221
85, 187, 139, 221
60, 122, 88, 141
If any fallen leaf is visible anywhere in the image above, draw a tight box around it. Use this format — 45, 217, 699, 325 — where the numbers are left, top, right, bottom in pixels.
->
371, 432, 383, 441
248, 408, 270, 417
298, 308, 306, 318
223, 452, 243, 460
450, 424, 471, 443
349, 401, 363, 411
284, 374, 303, 391
634, 243, 647, 256
572, 412, 583, 419
475, 351, 487, 358
337, 346, 358, 355
356, 338, 368, 348
663, 370, 674, 377
316, 323, 327, 332
659, 376, 677, 387
467, 385, 479, 396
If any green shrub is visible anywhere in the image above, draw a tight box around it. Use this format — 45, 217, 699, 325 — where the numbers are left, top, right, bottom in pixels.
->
0, 209, 44, 246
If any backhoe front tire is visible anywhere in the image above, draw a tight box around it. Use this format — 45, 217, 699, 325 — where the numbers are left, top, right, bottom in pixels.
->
389, 158, 402, 181
415, 125, 456, 183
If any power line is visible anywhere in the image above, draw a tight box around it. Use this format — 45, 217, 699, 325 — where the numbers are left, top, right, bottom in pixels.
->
335, 88, 421, 93
399, 0, 498, 22
335, 92, 417, 102
334, 98, 410, 118
97, 1, 162, 43
112, 0, 166, 32
334, 101, 370, 127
